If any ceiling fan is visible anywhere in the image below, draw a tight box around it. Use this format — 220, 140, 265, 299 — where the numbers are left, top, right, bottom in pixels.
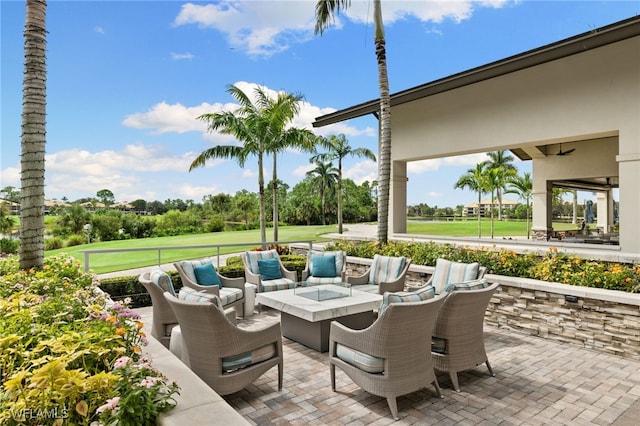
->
556, 143, 575, 156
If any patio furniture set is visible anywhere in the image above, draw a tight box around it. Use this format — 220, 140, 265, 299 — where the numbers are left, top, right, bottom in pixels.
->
138, 249, 498, 420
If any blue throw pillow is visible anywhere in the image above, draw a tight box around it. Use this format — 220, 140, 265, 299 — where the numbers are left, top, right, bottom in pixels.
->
257, 258, 283, 280
311, 255, 336, 277
193, 263, 222, 287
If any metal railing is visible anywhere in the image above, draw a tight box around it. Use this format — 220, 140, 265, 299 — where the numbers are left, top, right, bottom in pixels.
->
79, 240, 314, 273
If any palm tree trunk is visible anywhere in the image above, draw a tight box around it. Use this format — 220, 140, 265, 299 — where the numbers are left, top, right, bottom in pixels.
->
526, 201, 531, 239
477, 192, 482, 238
20, 0, 47, 271
257, 153, 267, 246
490, 192, 495, 238
374, 0, 391, 245
320, 187, 326, 225
272, 154, 278, 242
337, 158, 343, 234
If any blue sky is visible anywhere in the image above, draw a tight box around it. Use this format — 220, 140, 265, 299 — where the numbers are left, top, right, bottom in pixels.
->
2, 0, 638, 208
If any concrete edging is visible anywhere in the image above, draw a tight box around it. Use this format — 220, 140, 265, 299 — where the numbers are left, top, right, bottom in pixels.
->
142, 328, 250, 425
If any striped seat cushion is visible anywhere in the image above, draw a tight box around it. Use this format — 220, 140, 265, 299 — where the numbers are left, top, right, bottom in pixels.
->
336, 344, 384, 374
378, 285, 436, 317
178, 287, 243, 307
306, 276, 344, 285
431, 258, 480, 294
261, 278, 295, 292
368, 255, 406, 285
431, 337, 448, 354
222, 343, 277, 373
443, 278, 489, 293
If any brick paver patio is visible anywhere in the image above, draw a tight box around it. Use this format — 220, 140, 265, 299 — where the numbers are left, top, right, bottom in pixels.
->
212, 307, 640, 425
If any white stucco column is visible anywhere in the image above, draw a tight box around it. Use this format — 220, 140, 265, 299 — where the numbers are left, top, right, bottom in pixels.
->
596, 191, 613, 233
390, 160, 408, 234
617, 151, 640, 254
531, 173, 553, 240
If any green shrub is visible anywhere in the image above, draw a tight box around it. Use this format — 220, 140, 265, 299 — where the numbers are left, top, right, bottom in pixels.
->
0, 238, 18, 254
332, 241, 640, 293
207, 217, 225, 232
66, 233, 87, 247
44, 236, 64, 250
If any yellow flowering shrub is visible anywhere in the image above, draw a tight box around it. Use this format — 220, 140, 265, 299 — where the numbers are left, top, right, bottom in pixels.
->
0, 254, 179, 425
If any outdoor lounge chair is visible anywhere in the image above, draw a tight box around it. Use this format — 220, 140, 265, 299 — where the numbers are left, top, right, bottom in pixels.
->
242, 249, 296, 293
346, 254, 412, 294
138, 269, 179, 350
329, 293, 447, 420
301, 250, 347, 285
431, 281, 500, 392
426, 258, 487, 294
174, 257, 245, 318
164, 292, 283, 396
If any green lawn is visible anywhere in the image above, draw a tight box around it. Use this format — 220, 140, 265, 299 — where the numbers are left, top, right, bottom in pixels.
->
406, 219, 578, 236
46, 220, 582, 274
47, 225, 337, 273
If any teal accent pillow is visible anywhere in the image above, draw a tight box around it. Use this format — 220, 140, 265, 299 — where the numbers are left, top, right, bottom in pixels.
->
311, 255, 336, 277
257, 258, 282, 280
193, 263, 222, 287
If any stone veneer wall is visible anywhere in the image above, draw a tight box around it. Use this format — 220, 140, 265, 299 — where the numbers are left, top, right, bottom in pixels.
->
344, 256, 640, 360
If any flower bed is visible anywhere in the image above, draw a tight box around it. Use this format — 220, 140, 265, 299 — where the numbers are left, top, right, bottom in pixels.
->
0, 254, 179, 425
328, 240, 640, 293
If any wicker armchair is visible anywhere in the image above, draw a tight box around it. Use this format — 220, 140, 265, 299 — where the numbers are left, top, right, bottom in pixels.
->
301, 250, 347, 284
174, 257, 245, 318
242, 249, 296, 293
347, 254, 412, 294
329, 294, 447, 420
431, 282, 499, 392
164, 292, 283, 396
425, 258, 487, 294
138, 269, 179, 350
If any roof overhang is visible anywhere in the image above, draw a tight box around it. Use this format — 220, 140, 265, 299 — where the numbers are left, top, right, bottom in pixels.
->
312, 16, 640, 128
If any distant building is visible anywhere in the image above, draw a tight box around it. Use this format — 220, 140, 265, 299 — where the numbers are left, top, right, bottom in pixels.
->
462, 199, 519, 218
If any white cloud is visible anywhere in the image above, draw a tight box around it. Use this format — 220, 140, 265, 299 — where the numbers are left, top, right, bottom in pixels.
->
122, 81, 369, 142
171, 52, 194, 60
121, 101, 223, 134
344, 160, 377, 184
94, 26, 105, 35
0, 166, 20, 188
408, 153, 489, 174
175, 183, 222, 200
172, 1, 512, 57
291, 163, 315, 177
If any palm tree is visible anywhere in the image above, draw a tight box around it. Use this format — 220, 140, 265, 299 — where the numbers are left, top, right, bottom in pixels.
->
58, 203, 91, 235
482, 150, 517, 221
306, 161, 339, 225
505, 172, 533, 239
484, 167, 501, 239
192, 84, 305, 245
315, 0, 392, 244
263, 90, 317, 241
20, 0, 47, 270
454, 163, 487, 238
311, 134, 376, 234
0, 204, 16, 238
